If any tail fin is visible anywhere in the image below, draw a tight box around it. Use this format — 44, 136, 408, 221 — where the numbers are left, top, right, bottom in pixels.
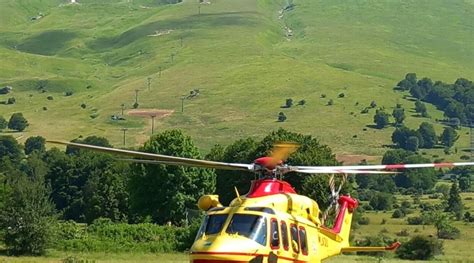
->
332, 196, 358, 247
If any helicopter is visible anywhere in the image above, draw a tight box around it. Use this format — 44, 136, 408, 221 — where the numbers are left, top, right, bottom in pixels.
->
48, 140, 474, 263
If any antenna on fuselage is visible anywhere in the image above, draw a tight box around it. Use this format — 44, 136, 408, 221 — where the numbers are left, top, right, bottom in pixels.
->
234, 187, 242, 202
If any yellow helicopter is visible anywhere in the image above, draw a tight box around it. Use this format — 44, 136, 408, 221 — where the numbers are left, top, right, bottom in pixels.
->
48, 140, 474, 263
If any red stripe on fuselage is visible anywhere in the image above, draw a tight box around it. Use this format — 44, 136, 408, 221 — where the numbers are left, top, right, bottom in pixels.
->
190, 251, 308, 263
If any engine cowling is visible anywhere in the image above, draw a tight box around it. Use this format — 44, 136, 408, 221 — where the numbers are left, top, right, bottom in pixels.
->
197, 195, 222, 211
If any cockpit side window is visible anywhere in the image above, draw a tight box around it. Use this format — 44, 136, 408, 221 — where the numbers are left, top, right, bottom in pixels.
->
299, 226, 308, 255
290, 224, 300, 253
270, 218, 280, 249
281, 221, 289, 251
226, 214, 267, 246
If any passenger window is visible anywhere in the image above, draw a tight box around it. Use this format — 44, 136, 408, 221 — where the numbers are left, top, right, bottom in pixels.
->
290, 224, 299, 253
270, 218, 279, 249
281, 221, 289, 251
299, 227, 308, 255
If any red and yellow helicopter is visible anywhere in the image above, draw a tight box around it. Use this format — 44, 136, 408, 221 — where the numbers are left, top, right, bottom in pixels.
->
49, 140, 474, 263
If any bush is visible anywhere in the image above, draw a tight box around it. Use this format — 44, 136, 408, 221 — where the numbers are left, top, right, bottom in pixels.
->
396, 235, 443, 260
8, 113, 29, 132
65, 91, 74, 96
0, 115, 7, 130
47, 96, 53, 100
396, 229, 410, 237
392, 209, 405, 218
355, 234, 393, 257
438, 225, 460, 240
277, 112, 287, 122
338, 93, 345, 98
53, 219, 201, 253
6, 97, 16, 104
80, 103, 86, 109
358, 217, 370, 225
406, 216, 424, 225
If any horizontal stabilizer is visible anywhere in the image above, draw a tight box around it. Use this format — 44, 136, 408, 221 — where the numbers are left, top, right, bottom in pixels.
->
341, 241, 401, 252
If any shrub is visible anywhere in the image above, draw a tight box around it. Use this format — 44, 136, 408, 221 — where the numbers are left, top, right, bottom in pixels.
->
133, 102, 139, 109
47, 96, 53, 100
396, 229, 410, 237
53, 219, 201, 253
320, 94, 326, 98
6, 97, 16, 104
381, 218, 387, 225
438, 225, 460, 240
355, 234, 393, 257
0, 115, 7, 130
285, 98, 293, 108
65, 91, 73, 96
396, 235, 443, 260
277, 112, 287, 122
80, 103, 86, 109
327, 99, 334, 106
406, 216, 424, 225
392, 209, 405, 218
8, 113, 29, 132
338, 93, 345, 98
358, 217, 370, 225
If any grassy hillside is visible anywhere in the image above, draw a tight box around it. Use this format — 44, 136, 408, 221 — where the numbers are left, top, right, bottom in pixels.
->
0, 0, 473, 159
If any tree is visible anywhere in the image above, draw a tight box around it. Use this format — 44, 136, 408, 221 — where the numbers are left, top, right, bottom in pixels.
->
459, 176, 470, 192
392, 107, 406, 125
393, 155, 437, 190
440, 127, 458, 148
208, 138, 258, 205
369, 192, 394, 210
0, 154, 57, 255
8, 113, 29, 132
0, 136, 23, 164
374, 109, 390, 129
396, 235, 443, 260
414, 100, 428, 117
66, 136, 112, 155
278, 112, 287, 122
285, 98, 293, 108
417, 122, 437, 148
24, 136, 46, 155
406, 136, 419, 152
0, 115, 7, 130
129, 130, 216, 224
83, 162, 130, 223
445, 182, 463, 220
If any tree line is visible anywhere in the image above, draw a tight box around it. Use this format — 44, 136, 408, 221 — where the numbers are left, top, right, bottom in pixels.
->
395, 73, 473, 125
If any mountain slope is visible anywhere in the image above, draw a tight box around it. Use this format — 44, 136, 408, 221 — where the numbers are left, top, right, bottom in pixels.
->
0, 0, 473, 158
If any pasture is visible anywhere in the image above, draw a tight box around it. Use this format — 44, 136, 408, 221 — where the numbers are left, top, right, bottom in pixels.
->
1, 192, 472, 262
0, 0, 473, 159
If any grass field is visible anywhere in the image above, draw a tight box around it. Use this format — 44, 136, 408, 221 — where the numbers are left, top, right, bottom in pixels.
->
0, 0, 473, 160
1, 192, 472, 262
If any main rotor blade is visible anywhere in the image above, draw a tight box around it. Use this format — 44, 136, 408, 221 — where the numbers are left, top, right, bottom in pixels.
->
293, 169, 399, 174
47, 140, 253, 171
268, 142, 299, 166
294, 162, 474, 171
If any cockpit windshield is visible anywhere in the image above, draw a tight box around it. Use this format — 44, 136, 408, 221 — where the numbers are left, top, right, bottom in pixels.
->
226, 214, 267, 246
195, 214, 228, 241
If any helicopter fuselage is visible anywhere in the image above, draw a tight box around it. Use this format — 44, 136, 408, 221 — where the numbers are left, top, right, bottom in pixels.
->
190, 179, 358, 263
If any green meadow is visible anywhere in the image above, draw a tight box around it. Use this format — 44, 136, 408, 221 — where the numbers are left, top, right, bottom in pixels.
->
0, 0, 473, 160
1, 192, 472, 262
